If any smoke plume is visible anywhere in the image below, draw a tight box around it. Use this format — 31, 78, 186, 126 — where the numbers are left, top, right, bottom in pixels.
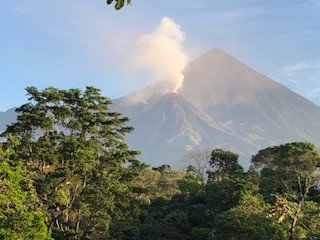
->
134, 17, 188, 93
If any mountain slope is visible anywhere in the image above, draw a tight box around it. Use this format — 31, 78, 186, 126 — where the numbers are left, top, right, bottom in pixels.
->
114, 49, 320, 166
179, 49, 320, 147
122, 92, 255, 167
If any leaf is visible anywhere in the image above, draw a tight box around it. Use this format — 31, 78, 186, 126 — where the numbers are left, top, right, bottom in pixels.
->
115, 0, 125, 10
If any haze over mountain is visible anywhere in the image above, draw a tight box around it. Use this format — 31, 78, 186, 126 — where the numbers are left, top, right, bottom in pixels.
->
1, 49, 320, 167
113, 49, 320, 167
0, 108, 17, 131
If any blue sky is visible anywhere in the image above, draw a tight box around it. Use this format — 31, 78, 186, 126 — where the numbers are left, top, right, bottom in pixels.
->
1, 0, 320, 110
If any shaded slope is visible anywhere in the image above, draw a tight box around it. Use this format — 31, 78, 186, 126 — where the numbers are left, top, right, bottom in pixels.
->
124, 92, 255, 167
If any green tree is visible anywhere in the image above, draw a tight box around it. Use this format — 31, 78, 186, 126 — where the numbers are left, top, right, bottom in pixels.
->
2, 86, 144, 239
137, 165, 186, 203
106, 0, 131, 10
207, 149, 244, 182
178, 166, 204, 196
205, 177, 257, 214
213, 207, 286, 240
213, 190, 286, 240
252, 142, 320, 240
0, 136, 50, 240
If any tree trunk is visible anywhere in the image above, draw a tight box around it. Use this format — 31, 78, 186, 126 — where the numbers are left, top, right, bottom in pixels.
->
288, 201, 303, 240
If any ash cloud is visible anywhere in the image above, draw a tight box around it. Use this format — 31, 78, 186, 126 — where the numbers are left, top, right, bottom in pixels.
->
133, 17, 188, 93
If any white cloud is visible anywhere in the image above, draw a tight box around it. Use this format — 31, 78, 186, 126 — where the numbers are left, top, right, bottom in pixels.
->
133, 17, 188, 93
281, 61, 320, 73
273, 60, 320, 104
282, 63, 310, 73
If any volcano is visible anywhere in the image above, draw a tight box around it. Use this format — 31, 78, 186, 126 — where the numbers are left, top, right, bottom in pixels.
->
113, 49, 320, 167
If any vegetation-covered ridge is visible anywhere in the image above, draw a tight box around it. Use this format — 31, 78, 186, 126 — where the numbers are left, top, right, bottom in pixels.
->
0, 86, 319, 239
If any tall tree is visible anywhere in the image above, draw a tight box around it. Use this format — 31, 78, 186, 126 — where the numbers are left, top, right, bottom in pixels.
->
207, 149, 244, 182
2, 86, 144, 239
252, 142, 320, 240
137, 165, 185, 203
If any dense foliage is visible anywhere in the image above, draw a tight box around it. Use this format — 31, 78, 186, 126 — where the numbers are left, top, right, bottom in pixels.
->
1, 87, 144, 239
110, 146, 320, 240
0, 136, 50, 240
0, 86, 319, 239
